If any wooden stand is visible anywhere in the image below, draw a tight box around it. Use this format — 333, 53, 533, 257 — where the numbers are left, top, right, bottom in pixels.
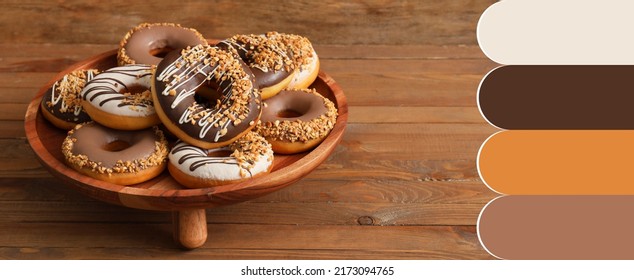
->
173, 209, 208, 249
23, 48, 347, 249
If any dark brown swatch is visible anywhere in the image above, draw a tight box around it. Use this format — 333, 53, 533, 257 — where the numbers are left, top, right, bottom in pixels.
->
479, 195, 634, 259
479, 65, 634, 129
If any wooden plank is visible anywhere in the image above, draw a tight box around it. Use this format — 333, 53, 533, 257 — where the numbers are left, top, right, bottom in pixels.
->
0, 200, 485, 226
0, 138, 43, 177
0, 88, 40, 104
0, 0, 494, 45
0, 223, 489, 259
0, 103, 27, 121
0, 72, 56, 88
0, 44, 116, 58
266, 179, 494, 204
314, 45, 489, 60
0, 121, 25, 138
336, 123, 495, 160
349, 107, 485, 124
0, 177, 495, 204
0, 246, 495, 260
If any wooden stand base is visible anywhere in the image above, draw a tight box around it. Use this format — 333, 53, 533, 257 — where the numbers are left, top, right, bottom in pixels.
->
172, 209, 208, 249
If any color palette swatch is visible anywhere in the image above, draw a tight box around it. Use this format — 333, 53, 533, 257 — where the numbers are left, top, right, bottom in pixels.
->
478, 0, 634, 64
479, 66, 634, 129
478, 196, 634, 259
479, 130, 634, 195
476, 0, 634, 259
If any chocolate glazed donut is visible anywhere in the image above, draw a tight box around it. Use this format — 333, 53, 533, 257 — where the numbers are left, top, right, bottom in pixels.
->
118, 23, 208, 66
40, 69, 98, 130
257, 89, 338, 154
61, 122, 169, 185
152, 44, 261, 149
216, 32, 297, 99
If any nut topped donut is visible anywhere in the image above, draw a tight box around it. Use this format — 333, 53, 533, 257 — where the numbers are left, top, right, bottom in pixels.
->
152, 44, 261, 149
257, 88, 338, 154
168, 131, 274, 188
117, 22, 207, 66
81, 64, 160, 130
40, 69, 98, 130
281, 33, 320, 90
62, 122, 169, 185
217, 32, 301, 99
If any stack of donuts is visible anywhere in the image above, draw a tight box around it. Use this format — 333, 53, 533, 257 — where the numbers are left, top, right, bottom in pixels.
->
40, 23, 338, 189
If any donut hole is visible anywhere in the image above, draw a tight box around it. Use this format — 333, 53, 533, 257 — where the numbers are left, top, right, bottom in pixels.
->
277, 109, 304, 118
194, 87, 223, 109
148, 39, 175, 58
276, 101, 311, 119
194, 92, 212, 108
207, 149, 233, 158
103, 140, 131, 152
149, 47, 175, 58
122, 84, 150, 95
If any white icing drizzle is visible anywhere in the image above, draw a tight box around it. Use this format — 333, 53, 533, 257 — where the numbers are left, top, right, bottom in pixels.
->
81, 64, 155, 117
49, 70, 96, 116
218, 33, 293, 73
156, 45, 256, 141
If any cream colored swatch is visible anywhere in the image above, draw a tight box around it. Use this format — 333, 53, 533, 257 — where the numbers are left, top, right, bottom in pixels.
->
478, 0, 634, 64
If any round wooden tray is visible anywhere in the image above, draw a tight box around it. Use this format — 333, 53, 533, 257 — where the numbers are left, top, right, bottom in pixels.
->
24, 49, 348, 248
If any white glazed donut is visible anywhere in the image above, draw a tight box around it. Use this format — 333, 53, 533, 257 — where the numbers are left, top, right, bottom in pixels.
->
167, 131, 274, 188
81, 64, 161, 130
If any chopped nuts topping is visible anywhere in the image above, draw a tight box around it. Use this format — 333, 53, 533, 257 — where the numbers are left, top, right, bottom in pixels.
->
158, 45, 257, 140
46, 69, 99, 114
62, 124, 169, 175
229, 131, 274, 176
120, 89, 153, 111
256, 89, 337, 143
117, 22, 207, 66
223, 32, 315, 73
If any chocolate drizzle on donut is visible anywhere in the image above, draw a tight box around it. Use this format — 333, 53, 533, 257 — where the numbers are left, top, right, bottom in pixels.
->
154, 45, 261, 145
169, 131, 273, 178
171, 144, 239, 172
82, 65, 154, 112
41, 69, 98, 123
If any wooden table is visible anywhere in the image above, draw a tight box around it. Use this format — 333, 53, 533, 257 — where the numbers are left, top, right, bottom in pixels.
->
0, 42, 499, 259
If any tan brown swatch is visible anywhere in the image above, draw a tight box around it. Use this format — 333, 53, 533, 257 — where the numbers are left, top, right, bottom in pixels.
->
479, 195, 634, 259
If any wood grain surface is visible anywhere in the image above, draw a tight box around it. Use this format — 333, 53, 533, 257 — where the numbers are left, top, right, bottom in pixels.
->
0, 0, 499, 259
1, 0, 494, 45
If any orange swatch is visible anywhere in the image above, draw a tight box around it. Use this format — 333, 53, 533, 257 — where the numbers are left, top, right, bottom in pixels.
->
478, 130, 634, 195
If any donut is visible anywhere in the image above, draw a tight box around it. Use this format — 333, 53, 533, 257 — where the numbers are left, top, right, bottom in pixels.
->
81, 64, 161, 130
257, 89, 337, 154
217, 32, 299, 99
117, 22, 208, 66
40, 69, 98, 130
279, 33, 320, 90
61, 122, 169, 185
152, 44, 261, 149
168, 131, 274, 188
